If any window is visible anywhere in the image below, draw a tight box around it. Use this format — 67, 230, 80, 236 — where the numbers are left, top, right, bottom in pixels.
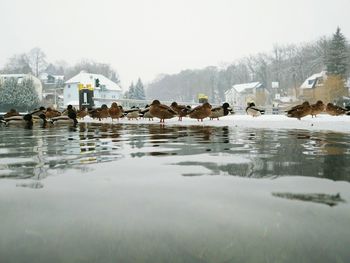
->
67, 84, 71, 88
308, 79, 314, 85
112, 95, 116, 99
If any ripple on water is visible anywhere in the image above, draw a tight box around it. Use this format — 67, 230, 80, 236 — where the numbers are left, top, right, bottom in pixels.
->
0, 124, 350, 182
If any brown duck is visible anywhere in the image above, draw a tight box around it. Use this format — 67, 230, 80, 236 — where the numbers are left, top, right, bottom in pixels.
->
45, 107, 62, 119
325, 103, 348, 116
188, 102, 212, 122
108, 102, 123, 121
149, 100, 177, 123
310, 100, 325, 118
89, 104, 109, 121
286, 101, 311, 120
170, 102, 191, 121
3, 109, 20, 118
76, 107, 88, 119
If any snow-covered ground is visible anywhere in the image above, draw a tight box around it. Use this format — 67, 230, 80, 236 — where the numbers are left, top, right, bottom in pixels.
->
83, 114, 350, 133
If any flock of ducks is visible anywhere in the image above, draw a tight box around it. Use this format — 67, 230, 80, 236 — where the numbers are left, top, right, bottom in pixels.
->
0, 99, 349, 127
285, 100, 350, 120
0, 100, 233, 127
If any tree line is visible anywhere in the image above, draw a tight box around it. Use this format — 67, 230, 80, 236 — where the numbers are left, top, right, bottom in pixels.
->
147, 28, 349, 104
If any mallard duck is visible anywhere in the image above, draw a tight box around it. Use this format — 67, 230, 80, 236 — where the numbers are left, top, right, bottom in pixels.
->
108, 102, 123, 121
3, 113, 34, 127
88, 104, 109, 121
188, 102, 212, 122
325, 103, 348, 116
170, 102, 191, 121
123, 106, 140, 120
76, 107, 88, 119
286, 101, 311, 120
246, 102, 265, 117
31, 106, 46, 116
149, 100, 177, 123
310, 100, 325, 118
62, 105, 77, 116
45, 107, 62, 119
51, 109, 78, 125
3, 108, 20, 118
209, 102, 233, 120
140, 105, 154, 121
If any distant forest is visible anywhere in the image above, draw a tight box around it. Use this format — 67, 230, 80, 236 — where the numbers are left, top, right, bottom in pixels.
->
147, 31, 350, 103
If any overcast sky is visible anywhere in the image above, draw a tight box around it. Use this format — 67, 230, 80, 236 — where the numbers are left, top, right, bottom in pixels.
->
1, 0, 350, 88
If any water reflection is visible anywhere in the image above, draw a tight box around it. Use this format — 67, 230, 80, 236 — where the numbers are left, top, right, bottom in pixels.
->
1, 124, 350, 182
272, 192, 345, 207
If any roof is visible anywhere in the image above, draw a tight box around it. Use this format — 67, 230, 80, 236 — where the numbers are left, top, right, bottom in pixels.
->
300, 71, 327, 89
232, 82, 263, 93
0, 73, 37, 79
65, 72, 121, 91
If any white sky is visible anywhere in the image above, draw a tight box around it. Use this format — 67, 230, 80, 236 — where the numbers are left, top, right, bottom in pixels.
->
1, 0, 350, 89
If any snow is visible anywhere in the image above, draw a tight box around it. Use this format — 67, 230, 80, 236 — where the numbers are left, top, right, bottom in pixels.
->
300, 71, 327, 89
231, 82, 262, 93
65, 72, 121, 91
82, 114, 350, 133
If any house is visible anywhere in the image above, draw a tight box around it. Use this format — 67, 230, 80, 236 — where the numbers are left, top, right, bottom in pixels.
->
0, 73, 43, 100
64, 71, 122, 108
40, 73, 64, 86
225, 82, 269, 108
299, 71, 348, 103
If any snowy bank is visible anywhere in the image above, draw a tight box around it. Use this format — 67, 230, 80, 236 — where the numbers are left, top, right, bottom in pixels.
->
82, 114, 350, 133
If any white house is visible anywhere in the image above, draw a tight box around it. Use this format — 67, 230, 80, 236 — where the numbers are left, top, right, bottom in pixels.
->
299, 71, 327, 90
0, 73, 43, 100
225, 82, 268, 108
64, 71, 122, 108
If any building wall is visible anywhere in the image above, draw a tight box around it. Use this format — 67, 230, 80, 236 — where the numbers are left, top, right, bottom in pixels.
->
63, 83, 79, 106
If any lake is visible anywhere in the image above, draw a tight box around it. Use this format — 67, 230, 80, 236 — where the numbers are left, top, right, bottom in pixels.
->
1, 123, 350, 263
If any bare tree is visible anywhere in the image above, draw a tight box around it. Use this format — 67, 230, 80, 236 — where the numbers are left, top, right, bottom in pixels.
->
1, 53, 32, 74
28, 47, 48, 77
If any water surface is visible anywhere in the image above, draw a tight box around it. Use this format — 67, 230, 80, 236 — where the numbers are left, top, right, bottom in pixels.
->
0, 123, 350, 262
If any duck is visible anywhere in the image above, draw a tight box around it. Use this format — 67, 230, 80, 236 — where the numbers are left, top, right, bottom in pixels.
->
286, 101, 311, 120
170, 102, 192, 121
3, 108, 20, 118
2, 114, 33, 127
45, 107, 62, 119
209, 102, 233, 120
325, 103, 348, 116
88, 104, 109, 121
246, 102, 265, 117
139, 105, 154, 121
124, 106, 140, 120
188, 102, 212, 122
149, 100, 177, 123
51, 108, 78, 125
76, 107, 88, 119
310, 100, 325, 118
62, 105, 76, 116
3, 113, 47, 127
108, 102, 123, 121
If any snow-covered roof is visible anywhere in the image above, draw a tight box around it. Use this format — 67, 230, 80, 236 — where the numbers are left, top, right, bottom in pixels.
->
65, 72, 121, 91
0, 73, 37, 79
232, 82, 263, 93
300, 71, 327, 89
